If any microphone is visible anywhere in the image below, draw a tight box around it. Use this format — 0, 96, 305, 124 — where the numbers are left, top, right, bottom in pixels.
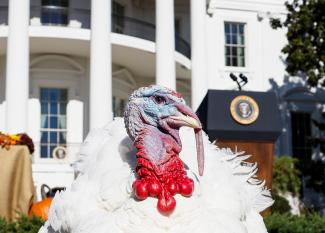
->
229, 73, 249, 90
229, 73, 238, 82
239, 73, 248, 84
229, 73, 241, 90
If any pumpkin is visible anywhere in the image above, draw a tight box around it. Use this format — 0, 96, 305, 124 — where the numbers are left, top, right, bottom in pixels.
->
29, 197, 53, 220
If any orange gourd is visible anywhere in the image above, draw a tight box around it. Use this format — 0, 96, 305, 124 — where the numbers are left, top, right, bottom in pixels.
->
29, 197, 53, 220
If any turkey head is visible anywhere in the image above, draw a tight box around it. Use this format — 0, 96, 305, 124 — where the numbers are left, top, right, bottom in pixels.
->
124, 85, 204, 215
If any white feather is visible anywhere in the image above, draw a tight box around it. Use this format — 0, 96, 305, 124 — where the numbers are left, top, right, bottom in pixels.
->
39, 118, 272, 233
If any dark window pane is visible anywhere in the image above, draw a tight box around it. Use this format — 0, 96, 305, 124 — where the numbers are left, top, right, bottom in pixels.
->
232, 35, 237, 44
231, 24, 237, 34
41, 0, 68, 25
50, 102, 58, 114
49, 89, 58, 101
42, 9, 68, 25
59, 90, 68, 101
239, 56, 245, 67
231, 47, 237, 56
40, 88, 49, 100
113, 1, 124, 15
226, 34, 231, 44
50, 145, 56, 158
58, 116, 66, 129
50, 116, 58, 128
291, 112, 312, 163
41, 115, 49, 128
59, 103, 66, 114
239, 47, 245, 56
42, 0, 69, 7
40, 145, 48, 158
225, 46, 230, 56
225, 23, 230, 33
226, 56, 231, 66
41, 103, 48, 114
239, 35, 245, 45
112, 1, 125, 33
225, 35, 228, 44
59, 132, 66, 144
232, 57, 237, 66
41, 132, 48, 143
50, 132, 57, 143
239, 24, 244, 34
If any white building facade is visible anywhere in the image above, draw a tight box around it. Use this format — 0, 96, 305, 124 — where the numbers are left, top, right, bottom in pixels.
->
0, 0, 324, 199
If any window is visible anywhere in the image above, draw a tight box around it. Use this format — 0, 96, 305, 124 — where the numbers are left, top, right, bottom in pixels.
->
41, 0, 69, 25
291, 112, 312, 162
175, 18, 181, 36
40, 88, 68, 158
113, 96, 126, 117
112, 1, 125, 33
224, 22, 245, 67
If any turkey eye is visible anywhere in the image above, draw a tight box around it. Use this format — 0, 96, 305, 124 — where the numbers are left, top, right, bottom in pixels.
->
153, 96, 166, 105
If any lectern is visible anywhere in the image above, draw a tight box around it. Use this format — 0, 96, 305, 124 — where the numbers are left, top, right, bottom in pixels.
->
196, 90, 282, 191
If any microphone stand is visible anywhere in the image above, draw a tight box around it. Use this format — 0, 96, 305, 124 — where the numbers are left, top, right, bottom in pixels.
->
229, 73, 242, 91
229, 73, 248, 91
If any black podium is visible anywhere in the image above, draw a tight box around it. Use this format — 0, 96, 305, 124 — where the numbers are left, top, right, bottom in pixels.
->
197, 90, 282, 194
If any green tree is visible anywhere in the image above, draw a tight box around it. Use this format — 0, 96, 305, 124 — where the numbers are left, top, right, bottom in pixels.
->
271, 0, 325, 87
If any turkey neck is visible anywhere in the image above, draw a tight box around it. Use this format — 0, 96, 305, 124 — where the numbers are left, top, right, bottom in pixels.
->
134, 125, 183, 177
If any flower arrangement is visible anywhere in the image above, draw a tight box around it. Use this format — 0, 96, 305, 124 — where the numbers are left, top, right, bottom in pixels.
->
0, 132, 35, 154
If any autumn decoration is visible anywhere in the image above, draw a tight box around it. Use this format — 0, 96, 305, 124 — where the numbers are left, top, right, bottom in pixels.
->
28, 197, 53, 221
0, 132, 34, 154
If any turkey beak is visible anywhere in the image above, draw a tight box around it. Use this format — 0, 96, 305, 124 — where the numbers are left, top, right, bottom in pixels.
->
172, 104, 205, 176
169, 114, 201, 129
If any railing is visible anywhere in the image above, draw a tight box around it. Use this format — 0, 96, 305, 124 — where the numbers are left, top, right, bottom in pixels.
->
28, 5, 191, 58
111, 14, 191, 58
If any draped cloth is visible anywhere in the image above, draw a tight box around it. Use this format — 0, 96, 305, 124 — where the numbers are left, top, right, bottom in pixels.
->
0, 146, 35, 221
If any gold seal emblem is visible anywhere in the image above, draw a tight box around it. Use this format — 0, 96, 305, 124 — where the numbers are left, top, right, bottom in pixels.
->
230, 95, 259, 125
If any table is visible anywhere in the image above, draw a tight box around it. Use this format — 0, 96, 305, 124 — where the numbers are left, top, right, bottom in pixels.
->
0, 146, 35, 221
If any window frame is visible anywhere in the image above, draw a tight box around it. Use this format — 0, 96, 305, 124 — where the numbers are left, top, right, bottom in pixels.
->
30, 77, 80, 164
290, 111, 313, 160
40, 88, 68, 159
215, 15, 252, 76
224, 21, 246, 68
41, 0, 69, 26
112, 0, 126, 33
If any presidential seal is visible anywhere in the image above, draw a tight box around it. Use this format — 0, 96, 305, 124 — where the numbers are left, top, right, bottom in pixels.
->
230, 95, 259, 125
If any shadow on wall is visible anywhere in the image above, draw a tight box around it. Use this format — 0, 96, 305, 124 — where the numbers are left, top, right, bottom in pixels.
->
268, 75, 325, 215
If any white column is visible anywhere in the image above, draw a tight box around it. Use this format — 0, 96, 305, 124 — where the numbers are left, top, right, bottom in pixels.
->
191, 0, 208, 110
5, 0, 30, 133
90, 0, 113, 129
155, 0, 176, 90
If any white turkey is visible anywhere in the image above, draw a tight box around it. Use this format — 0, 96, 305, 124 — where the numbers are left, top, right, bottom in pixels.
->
39, 85, 273, 233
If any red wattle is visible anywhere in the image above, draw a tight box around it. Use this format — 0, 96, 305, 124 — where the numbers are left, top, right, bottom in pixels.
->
134, 180, 149, 200
148, 180, 162, 197
167, 182, 179, 196
157, 195, 176, 215
134, 128, 197, 214
179, 179, 194, 197
132, 180, 142, 189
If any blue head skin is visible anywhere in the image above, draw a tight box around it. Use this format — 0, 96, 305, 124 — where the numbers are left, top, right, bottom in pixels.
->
124, 85, 195, 139
134, 86, 184, 125
124, 85, 205, 175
